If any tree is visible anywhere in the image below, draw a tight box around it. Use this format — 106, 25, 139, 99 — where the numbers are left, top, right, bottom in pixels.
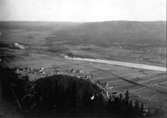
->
125, 90, 129, 104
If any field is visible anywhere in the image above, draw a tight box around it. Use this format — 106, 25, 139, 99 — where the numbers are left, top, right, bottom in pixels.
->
0, 21, 166, 118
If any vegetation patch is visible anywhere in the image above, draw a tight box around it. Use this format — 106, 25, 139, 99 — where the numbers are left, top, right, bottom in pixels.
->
0, 67, 162, 118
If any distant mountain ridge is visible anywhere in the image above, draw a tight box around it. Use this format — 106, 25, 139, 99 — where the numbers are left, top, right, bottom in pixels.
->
0, 21, 166, 46
53, 21, 166, 46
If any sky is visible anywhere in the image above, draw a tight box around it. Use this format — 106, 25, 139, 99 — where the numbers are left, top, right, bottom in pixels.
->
0, 0, 166, 22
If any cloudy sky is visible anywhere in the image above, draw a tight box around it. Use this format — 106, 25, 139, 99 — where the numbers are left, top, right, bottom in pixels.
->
0, 0, 166, 22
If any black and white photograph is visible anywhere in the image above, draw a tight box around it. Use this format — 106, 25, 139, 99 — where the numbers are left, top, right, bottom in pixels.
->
0, 0, 166, 118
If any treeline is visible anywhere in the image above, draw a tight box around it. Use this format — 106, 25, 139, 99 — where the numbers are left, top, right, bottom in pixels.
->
106, 91, 148, 117
0, 67, 154, 117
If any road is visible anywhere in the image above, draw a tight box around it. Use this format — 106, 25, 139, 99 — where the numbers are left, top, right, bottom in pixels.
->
64, 55, 166, 72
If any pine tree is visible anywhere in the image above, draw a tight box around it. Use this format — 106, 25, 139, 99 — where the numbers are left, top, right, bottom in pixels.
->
125, 90, 129, 104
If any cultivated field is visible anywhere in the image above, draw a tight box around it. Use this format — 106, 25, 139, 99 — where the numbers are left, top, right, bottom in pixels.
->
0, 21, 166, 118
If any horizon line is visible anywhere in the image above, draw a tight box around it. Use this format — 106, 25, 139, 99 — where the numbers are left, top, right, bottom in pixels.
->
0, 20, 166, 23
